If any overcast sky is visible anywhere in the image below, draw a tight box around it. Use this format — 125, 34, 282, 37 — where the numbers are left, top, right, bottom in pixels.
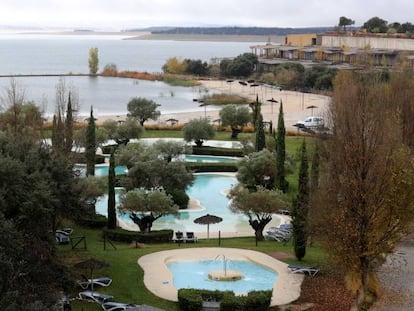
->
0, 0, 413, 30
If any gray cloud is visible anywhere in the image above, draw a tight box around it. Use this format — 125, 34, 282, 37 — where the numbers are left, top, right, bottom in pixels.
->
0, 0, 413, 29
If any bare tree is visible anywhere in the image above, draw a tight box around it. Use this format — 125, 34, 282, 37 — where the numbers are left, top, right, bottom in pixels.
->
312, 70, 414, 310
2, 78, 25, 134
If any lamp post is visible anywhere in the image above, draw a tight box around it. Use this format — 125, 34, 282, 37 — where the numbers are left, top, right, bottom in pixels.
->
199, 102, 209, 119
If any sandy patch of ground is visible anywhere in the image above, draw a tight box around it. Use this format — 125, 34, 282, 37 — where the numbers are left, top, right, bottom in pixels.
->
95, 79, 331, 132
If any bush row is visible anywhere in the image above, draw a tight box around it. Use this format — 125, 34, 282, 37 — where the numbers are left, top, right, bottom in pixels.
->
191, 146, 244, 157
102, 228, 173, 243
178, 288, 272, 311
185, 162, 238, 173
76, 214, 108, 229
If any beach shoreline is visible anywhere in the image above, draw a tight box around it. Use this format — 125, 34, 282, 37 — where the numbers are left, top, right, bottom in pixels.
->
92, 78, 331, 131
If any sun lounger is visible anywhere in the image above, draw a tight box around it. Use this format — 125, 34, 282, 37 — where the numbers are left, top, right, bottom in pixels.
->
185, 232, 198, 243
174, 231, 185, 243
102, 301, 139, 311
266, 230, 291, 242
78, 290, 114, 304
287, 264, 320, 276
55, 230, 71, 244
77, 275, 112, 289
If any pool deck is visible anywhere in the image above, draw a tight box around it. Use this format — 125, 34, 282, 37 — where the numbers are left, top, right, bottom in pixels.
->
138, 247, 303, 307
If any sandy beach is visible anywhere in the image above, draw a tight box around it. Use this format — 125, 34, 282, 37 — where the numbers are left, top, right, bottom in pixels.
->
96, 79, 331, 131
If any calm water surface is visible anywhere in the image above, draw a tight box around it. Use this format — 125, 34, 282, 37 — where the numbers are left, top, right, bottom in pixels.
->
0, 34, 253, 74
0, 34, 254, 116
167, 259, 277, 294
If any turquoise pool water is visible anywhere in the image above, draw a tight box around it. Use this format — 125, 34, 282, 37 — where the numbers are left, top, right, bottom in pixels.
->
167, 259, 277, 294
95, 173, 251, 233
95, 172, 283, 234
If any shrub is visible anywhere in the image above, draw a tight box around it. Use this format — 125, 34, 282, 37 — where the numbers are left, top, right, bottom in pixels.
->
102, 228, 173, 243
167, 188, 190, 209
76, 214, 107, 228
177, 289, 271, 311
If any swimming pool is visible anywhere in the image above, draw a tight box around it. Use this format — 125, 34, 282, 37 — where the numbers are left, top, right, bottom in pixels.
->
167, 259, 277, 294
138, 247, 303, 306
95, 173, 283, 235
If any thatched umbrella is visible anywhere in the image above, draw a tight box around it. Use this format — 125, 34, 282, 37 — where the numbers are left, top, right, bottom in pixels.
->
194, 214, 223, 239
306, 105, 318, 116
166, 118, 178, 125
74, 258, 110, 290
266, 98, 279, 114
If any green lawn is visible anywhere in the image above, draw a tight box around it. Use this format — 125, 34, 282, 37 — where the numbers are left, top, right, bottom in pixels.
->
60, 222, 326, 311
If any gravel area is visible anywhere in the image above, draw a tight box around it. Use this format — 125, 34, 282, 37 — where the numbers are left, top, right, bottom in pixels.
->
371, 237, 414, 310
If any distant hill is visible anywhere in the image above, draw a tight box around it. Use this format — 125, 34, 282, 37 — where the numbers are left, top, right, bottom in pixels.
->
148, 26, 336, 36
122, 26, 176, 32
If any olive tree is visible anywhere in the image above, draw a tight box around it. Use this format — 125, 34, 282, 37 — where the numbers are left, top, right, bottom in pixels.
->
127, 97, 161, 126
183, 118, 216, 147
219, 104, 251, 139
236, 149, 276, 190
228, 186, 289, 241
119, 190, 178, 233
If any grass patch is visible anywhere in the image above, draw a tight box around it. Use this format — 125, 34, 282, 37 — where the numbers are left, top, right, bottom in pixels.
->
60, 223, 327, 311
200, 93, 249, 106
162, 75, 200, 87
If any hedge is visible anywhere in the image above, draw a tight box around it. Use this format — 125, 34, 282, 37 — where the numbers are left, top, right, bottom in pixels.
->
102, 228, 173, 243
192, 146, 244, 157
185, 162, 238, 173
76, 214, 108, 229
177, 288, 272, 311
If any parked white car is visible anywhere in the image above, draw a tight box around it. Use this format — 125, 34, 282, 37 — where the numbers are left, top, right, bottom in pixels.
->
297, 116, 324, 129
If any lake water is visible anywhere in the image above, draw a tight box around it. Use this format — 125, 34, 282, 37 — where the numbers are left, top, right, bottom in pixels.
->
0, 33, 254, 74
0, 75, 212, 116
0, 33, 255, 116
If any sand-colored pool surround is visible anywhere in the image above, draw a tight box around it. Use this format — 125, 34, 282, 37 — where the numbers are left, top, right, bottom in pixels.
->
138, 247, 304, 307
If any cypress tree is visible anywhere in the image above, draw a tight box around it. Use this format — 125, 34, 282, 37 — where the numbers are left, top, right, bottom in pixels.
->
255, 112, 266, 151
64, 92, 73, 154
310, 142, 320, 191
51, 114, 57, 149
85, 106, 96, 176
107, 148, 117, 229
292, 139, 309, 260
54, 111, 65, 154
275, 101, 288, 192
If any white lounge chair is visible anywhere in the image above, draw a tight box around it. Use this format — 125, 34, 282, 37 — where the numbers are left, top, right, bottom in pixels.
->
78, 290, 114, 304
55, 230, 71, 244
174, 231, 185, 243
287, 264, 320, 276
185, 232, 198, 243
77, 276, 113, 289
102, 301, 139, 311
266, 230, 291, 242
